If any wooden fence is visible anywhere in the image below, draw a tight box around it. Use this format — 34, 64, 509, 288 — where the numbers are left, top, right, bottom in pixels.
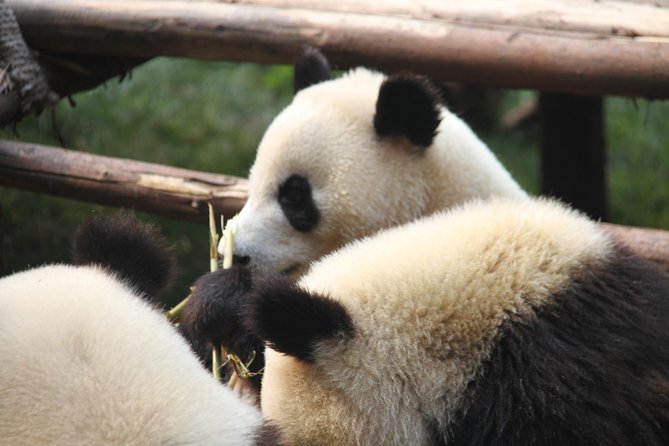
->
2, 139, 669, 273
8, 0, 669, 97
1, 0, 669, 271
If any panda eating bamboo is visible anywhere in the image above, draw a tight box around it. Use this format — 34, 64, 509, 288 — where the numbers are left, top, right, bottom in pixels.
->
180, 45, 528, 385
180, 48, 669, 445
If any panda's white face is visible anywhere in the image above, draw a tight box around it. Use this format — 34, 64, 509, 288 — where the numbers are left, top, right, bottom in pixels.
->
233, 49, 527, 277
234, 68, 434, 276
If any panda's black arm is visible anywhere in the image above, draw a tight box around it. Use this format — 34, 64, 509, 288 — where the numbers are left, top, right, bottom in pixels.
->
72, 211, 175, 299
245, 274, 354, 363
179, 265, 265, 390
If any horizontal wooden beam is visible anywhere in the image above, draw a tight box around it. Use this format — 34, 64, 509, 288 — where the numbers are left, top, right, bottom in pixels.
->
7, 0, 669, 98
0, 140, 247, 222
220, 0, 669, 39
601, 223, 669, 274
1, 139, 669, 272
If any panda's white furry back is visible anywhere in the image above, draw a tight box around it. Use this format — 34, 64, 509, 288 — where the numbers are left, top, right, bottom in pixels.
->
246, 197, 669, 446
0, 214, 280, 446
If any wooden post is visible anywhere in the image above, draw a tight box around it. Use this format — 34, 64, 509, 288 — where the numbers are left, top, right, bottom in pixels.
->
0, 204, 4, 272
539, 93, 607, 220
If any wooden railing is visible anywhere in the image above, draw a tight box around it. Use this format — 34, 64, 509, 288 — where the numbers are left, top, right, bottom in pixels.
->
7, 0, 669, 98
2, 139, 669, 273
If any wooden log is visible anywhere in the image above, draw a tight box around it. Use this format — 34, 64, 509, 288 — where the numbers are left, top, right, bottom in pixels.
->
0, 140, 247, 222
1, 139, 669, 272
7, 0, 669, 98
217, 0, 669, 39
540, 93, 607, 220
601, 222, 669, 274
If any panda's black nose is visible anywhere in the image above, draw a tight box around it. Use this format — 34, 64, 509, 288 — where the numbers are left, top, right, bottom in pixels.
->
233, 255, 250, 265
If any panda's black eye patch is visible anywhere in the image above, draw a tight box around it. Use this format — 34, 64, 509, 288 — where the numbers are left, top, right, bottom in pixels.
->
278, 175, 320, 233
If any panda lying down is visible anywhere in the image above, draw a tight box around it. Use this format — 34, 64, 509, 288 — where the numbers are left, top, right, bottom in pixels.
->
197, 197, 669, 446
0, 214, 280, 446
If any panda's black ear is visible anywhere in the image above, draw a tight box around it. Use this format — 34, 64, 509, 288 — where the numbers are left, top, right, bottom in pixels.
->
374, 73, 442, 148
245, 274, 354, 362
293, 46, 332, 94
72, 212, 175, 299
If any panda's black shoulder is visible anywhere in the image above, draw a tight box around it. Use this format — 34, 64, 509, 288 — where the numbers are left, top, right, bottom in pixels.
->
448, 248, 669, 445
72, 212, 175, 298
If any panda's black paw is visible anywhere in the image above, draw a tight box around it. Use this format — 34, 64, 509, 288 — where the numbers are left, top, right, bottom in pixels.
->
179, 265, 265, 384
246, 274, 354, 363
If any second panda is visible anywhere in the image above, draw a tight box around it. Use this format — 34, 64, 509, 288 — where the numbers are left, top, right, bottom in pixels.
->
247, 197, 669, 446
0, 214, 281, 446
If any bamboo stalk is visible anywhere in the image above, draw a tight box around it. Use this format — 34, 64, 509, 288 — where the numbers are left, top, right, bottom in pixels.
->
165, 293, 191, 322
208, 202, 221, 273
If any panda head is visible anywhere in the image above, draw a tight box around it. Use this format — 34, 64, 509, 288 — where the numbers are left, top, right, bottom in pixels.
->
0, 213, 280, 446
233, 47, 444, 276
246, 198, 669, 445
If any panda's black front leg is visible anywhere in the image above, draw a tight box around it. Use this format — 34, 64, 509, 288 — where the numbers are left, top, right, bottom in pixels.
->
245, 275, 354, 363
179, 265, 265, 392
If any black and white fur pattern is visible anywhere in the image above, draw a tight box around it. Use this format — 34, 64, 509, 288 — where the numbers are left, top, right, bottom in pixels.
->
179, 47, 527, 378
0, 213, 281, 446
231, 47, 526, 277
247, 198, 669, 446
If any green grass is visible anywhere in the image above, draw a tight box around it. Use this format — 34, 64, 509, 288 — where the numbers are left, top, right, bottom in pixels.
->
1, 58, 667, 305
606, 98, 669, 228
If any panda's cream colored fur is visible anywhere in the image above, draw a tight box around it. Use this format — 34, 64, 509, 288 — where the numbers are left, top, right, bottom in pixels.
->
0, 264, 264, 446
260, 198, 613, 446
234, 67, 526, 276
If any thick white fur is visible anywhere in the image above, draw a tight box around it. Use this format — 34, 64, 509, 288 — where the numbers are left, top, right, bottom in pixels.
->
0, 265, 263, 446
233, 68, 527, 276
260, 197, 613, 446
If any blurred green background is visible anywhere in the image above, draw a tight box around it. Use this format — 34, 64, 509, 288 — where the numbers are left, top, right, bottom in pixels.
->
1, 57, 668, 305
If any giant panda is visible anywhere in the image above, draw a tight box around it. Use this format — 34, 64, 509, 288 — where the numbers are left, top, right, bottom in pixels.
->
244, 197, 669, 446
0, 213, 281, 446
179, 47, 527, 376
231, 47, 527, 277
